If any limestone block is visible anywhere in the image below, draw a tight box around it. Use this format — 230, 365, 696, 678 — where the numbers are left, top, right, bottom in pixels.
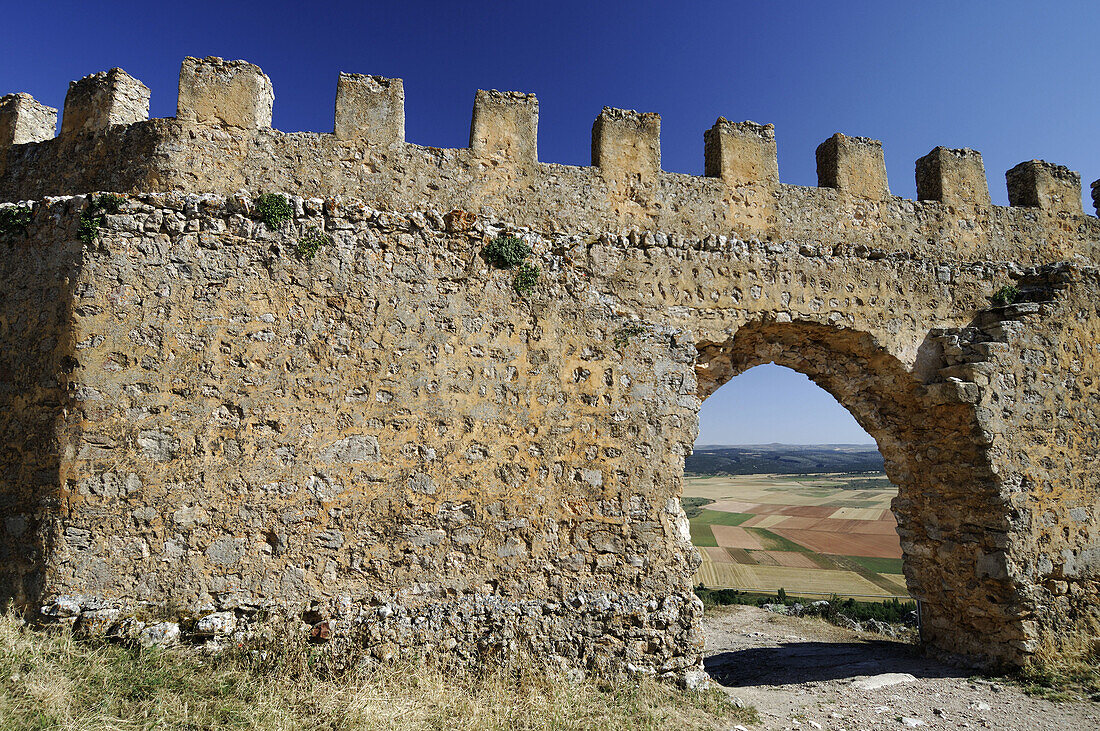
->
816, 133, 889, 200
469, 90, 538, 164
333, 73, 404, 146
1006, 160, 1082, 215
915, 147, 991, 207
592, 107, 660, 176
703, 118, 778, 187
0, 94, 57, 147
177, 57, 273, 129
60, 69, 149, 136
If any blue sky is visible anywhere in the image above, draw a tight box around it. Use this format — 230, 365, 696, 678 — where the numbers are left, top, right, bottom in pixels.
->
2, 1, 1096, 445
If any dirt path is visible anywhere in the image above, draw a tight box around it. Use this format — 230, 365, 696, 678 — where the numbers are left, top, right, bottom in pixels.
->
702, 605, 1100, 730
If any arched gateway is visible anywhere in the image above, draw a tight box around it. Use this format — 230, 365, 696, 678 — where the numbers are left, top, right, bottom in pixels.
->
1, 58, 1097, 675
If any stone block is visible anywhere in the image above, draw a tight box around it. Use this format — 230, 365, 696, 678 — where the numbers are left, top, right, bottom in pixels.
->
816, 133, 889, 200
915, 147, 991, 207
469, 90, 538, 164
592, 107, 660, 176
703, 118, 778, 187
0, 94, 57, 147
1006, 161, 1082, 215
333, 73, 404, 146
60, 69, 149, 136
177, 57, 273, 129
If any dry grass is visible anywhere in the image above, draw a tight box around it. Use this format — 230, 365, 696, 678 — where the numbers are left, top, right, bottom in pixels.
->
0, 611, 755, 730
1019, 617, 1100, 702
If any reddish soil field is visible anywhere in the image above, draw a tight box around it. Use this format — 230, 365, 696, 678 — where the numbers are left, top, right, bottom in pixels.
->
769, 528, 903, 559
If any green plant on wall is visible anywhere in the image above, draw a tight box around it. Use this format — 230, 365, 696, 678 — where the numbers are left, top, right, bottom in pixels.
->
481, 234, 539, 296
295, 226, 331, 260
0, 205, 32, 240
614, 324, 649, 348
512, 262, 539, 296
482, 235, 531, 269
991, 285, 1021, 307
254, 193, 293, 230
78, 194, 127, 245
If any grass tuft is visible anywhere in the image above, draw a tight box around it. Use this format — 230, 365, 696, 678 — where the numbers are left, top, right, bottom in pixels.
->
1019, 617, 1100, 701
0, 610, 754, 730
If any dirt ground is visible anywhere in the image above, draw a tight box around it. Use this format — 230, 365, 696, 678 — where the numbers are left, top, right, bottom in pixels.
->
702, 605, 1100, 730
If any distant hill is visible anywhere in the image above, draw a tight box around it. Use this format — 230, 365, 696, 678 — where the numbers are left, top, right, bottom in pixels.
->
685, 444, 884, 475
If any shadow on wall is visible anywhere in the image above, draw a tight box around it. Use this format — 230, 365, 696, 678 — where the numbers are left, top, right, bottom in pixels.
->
0, 200, 81, 609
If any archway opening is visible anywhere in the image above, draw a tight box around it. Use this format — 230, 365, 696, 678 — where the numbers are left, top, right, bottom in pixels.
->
686, 362, 909, 609
687, 319, 1023, 674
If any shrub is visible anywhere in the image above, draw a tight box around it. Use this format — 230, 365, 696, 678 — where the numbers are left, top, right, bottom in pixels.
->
296, 226, 331, 260
78, 194, 127, 245
254, 193, 293, 230
991, 284, 1020, 306
482, 235, 531, 269
0, 205, 32, 240
614, 324, 649, 348
512, 262, 539, 295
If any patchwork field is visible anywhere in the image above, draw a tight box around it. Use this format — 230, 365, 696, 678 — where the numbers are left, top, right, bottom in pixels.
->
684, 473, 909, 599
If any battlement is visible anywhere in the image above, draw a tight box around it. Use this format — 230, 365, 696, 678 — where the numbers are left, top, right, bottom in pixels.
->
1, 57, 1097, 263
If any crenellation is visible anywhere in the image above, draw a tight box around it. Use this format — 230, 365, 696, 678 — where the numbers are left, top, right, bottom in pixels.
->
60, 68, 149, 136
915, 147, 991, 208
176, 56, 273, 129
469, 89, 538, 164
0, 94, 57, 147
816, 132, 889, 200
591, 107, 660, 176
703, 118, 778, 188
1006, 160, 1082, 215
333, 73, 404, 146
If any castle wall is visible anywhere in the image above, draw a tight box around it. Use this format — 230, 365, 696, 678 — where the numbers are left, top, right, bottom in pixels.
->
1, 57, 1098, 672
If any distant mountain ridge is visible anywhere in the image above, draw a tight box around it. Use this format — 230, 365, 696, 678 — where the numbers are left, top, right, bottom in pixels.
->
686, 444, 884, 475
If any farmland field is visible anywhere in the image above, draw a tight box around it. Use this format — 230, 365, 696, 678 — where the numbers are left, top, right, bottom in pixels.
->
684, 472, 909, 599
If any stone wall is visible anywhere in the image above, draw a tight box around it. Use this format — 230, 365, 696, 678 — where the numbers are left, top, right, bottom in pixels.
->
0, 57, 1098, 672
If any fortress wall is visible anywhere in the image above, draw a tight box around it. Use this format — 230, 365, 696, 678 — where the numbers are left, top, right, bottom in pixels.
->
1, 58, 1098, 671
28, 194, 705, 673
0, 200, 83, 608
1, 58, 1097, 267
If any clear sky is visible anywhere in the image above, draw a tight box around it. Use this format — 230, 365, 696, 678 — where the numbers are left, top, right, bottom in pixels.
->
2, 1, 1096, 445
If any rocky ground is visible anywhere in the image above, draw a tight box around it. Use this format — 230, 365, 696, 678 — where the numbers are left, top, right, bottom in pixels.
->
702, 605, 1100, 731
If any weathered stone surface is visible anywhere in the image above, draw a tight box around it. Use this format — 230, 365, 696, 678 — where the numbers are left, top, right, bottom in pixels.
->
915, 147, 991, 207
60, 69, 149, 136
1007, 160, 1082, 215
469, 89, 538, 164
0, 59, 1098, 676
592, 107, 660, 176
333, 73, 403, 145
0, 94, 56, 147
177, 57, 273, 129
817, 133, 889, 200
704, 118, 778, 187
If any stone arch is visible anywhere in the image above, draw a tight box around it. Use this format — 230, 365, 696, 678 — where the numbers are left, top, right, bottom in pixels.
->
692, 317, 1028, 665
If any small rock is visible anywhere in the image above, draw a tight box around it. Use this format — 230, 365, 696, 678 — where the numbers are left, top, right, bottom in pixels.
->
852, 673, 918, 690
681, 668, 712, 691
195, 611, 237, 636
42, 596, 83, 618
901, 718, 925, 727
138, 622, 180, 647
309, 620, 332, 642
